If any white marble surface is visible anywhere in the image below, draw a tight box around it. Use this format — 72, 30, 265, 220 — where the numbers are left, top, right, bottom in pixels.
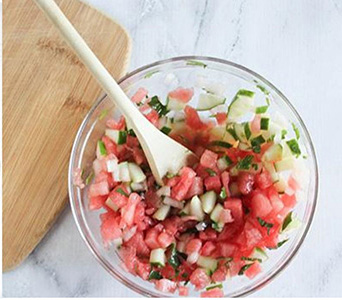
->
3, 0, 342, 297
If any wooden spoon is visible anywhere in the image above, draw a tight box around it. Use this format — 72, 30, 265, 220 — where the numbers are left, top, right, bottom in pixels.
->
34, 0, 197, 185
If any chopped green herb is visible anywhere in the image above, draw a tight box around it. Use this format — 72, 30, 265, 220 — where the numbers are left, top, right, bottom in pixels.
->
292, 122, 300, 139
303, 155, 308, 159
166, 172, 177, 179
186, 60, 207, 68
286, 139, 301, 157
206, 283, 223, 291
167, 243, 180, 269
210, 140, 233, 149
256, 84, 269, 95
184, 280, 190, 286
226, 126, 239, 141
282, 212, 293, 231
281, 129, 287, 139
144, 70, 159, 78
148, 270, 162, 280
98, 140, 107, 156
241, 256, 262, 263
205, 168, 217, 177
149, 96, 169, 116
252, 163, 259, 171
118, 131, 127, 145
237, 89, 255, 97
219, 187, 227, 199
267, 134, 275, 142
268, 239, 289, 250
182, 272, 189, 278
236, 155, 254, 170
85, 171, 94, 185
251, 135, 265, 153
257, 217, 274, 235
127, 129, 136, 137
116, 188, 129, 197
98, 109, 108, 120
244, 122, 252, 140
179, 211, 187, 217
223, 155, 233, 166
255, 106, 269, 114
260, 118, 270, 130
212, 221, 222, 232
238, 263, 254, 275
160, 126, 172, 135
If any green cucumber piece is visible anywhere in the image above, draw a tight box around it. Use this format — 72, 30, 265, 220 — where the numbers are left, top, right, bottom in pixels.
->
190, 196, 205, 221
128, 163, 146, 183
262, 143, 283, 162
200, 191, 217, 214
197, 256, 218, 272
153, 205, 171, 221
252, 247, 268, 262
263, 162, 279, 182
118, 162, 131, 182
150, 248, 166, 267
210, 203, 224, 223
227, 89, 254, 121
275, 157, 295, 172
197, 93, 226, 111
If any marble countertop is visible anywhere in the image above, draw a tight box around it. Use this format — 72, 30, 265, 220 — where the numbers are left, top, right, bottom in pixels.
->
3, 0, 342, 297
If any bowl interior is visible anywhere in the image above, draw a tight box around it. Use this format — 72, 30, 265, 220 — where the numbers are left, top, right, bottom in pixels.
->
69, 57, 318, 297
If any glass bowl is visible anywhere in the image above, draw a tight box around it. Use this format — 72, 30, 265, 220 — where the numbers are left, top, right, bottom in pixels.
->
68, 56, 318, 297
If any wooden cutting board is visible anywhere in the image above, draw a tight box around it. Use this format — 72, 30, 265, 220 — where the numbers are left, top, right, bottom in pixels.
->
3, 0, 131, 271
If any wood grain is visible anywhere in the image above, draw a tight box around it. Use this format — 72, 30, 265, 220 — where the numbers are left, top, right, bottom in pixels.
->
3, 0, 131, 271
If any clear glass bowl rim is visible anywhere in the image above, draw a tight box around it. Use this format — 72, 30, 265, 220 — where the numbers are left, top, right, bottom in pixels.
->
68, 55, 319, 297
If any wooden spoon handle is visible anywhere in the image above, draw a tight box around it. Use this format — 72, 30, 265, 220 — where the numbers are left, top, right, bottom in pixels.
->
34, 0, 142, 125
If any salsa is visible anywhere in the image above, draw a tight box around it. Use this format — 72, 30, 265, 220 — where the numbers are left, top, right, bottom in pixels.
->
75, 83, 305, 297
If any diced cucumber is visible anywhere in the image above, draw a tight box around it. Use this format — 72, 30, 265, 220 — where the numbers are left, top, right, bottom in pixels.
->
150, 248, 166, 267
274, 177, 286, 193
244, 122, 252, 140
217, 155, 232, 171
234, 123, 247, 142
164, 196, 184, 209
263, 162, 279, 182
222, 130, 237, 144
96, 140, 107, 158
159, 116, 172, 129
105, 197, 119, 211
156, 186, 171, 197
197, 256, 218, 272
275, 157, 295, 172
262, 143, 283, 162
282, 215, 301, 233
238, 142, 250, 151
166, 96, 186, 111
190, 195, 205, 221
210, 203, 224, 223
229, 165, 239, 177
252, 247, 268, 262
180, 201, 191, 216
118, 162, 130, 182
128, 162, 146, 183
260, 117, 270, 130
130, 181, 147, 192
153, 205, 171, 221
105, 129, 126, 145
106, 159, 118, 173
200, 191, 217, 214
227, 89, 255, 121
210, 126, 226, 140
197, 93, 226, 111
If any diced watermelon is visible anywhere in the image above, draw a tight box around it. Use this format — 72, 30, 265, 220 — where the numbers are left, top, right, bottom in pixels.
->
106, 116, 126, 130
255, 170, 273, 190
218, 242, 236, 257
200, 149, 218, 169
89, 195, 107, 210
125, 232, 150, 257
158, 232, 174, 248
108, 186, 129, 209
251, 114, 261, 133
221, 171, 230, 198
171, 167, 196, 201
89, 181, 110, 197
204, 175, 222, 193
145, 228, 161, 250
200, 241, 216, 256
281, 193, 297, 208
219, 209, 234, 224
199, 228, 217, 241
211, 265, 227, 282
179, 286, 189, 296
155, 279, 177, 294
168, 87, 194, 103
131, 87, 148, 104
250, 192, 273, 218
224, 198, 244, 226
145, 109, 160, 127
185, 177, 204, 198
185, 239, 202, 255
121, 193, 141, 227
244, 221, 263, 249
200, 287, 224, 298
136, 260, 151, 280
245, 262, 261, 279
185, 106, 208, 130
100, 212, 122, 245
190, 268, 211, 290
120, 246, 137, 275
237, 172, 255, 195
215, 112, 227, 125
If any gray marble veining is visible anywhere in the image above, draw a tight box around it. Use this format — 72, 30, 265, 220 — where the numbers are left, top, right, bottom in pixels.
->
3, 0, 342, 297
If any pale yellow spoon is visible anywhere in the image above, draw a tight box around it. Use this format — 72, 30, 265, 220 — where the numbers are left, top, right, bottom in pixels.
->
34, 0, 197, 185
